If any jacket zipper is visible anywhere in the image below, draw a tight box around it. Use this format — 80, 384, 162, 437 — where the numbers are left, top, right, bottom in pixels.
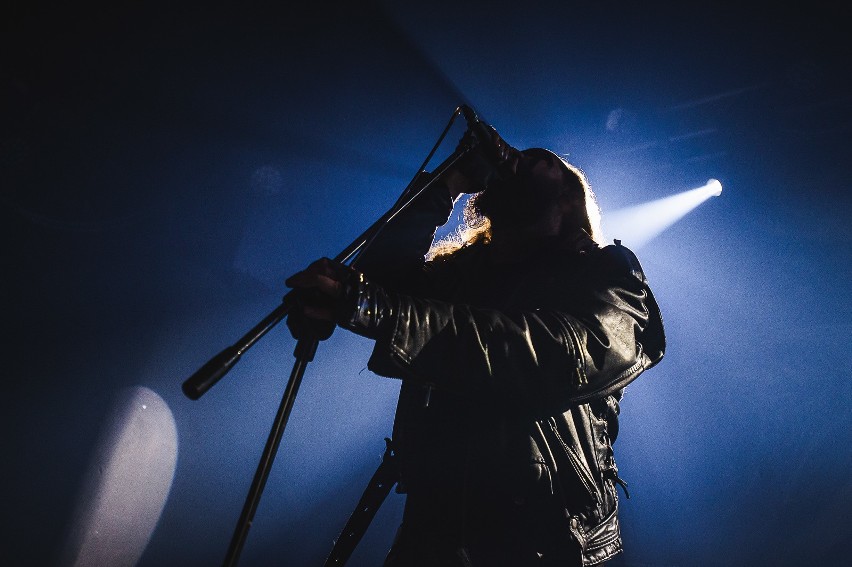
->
546, 417, 600, 505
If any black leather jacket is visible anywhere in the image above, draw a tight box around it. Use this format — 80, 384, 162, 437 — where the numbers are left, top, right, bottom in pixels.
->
350, 178, 665, 565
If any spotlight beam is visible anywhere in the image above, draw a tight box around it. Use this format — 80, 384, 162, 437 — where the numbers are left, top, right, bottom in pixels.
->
60, 387, 178, 567
603, 179, 722, 249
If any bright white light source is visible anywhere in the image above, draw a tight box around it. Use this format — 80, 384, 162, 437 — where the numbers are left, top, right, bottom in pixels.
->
707, 178, 722, 196
603, 179, 723, 249
60, 386, 178, 567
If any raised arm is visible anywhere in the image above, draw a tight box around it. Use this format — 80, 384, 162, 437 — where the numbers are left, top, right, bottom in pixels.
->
351, 173, 457, 291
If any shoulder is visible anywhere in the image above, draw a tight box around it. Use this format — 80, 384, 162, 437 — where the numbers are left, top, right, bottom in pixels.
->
586, 240, 648, 283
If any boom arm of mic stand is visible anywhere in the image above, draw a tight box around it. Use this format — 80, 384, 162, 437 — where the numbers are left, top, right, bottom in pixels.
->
181, 302, 290, 400
180, 144, 471, 400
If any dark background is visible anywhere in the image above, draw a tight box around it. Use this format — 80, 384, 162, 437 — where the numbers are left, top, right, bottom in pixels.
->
3, 1, 850, 565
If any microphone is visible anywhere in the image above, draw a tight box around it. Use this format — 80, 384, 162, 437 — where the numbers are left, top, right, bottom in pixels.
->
460, 104, 497, 147
458, 104, 521, 172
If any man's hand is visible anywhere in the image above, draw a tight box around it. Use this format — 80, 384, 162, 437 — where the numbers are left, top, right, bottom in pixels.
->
444, 128, 522, 197
284, 257, 353, 340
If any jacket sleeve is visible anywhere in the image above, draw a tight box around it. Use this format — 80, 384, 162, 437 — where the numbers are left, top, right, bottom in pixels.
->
359, 244, 665, 414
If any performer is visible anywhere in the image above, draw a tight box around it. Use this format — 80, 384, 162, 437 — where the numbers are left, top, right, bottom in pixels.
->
285, 124, 665, 566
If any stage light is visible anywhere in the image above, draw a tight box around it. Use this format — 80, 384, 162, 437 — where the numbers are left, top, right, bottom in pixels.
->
59, 387, 178, 567
707, 178, 722, 196
603, 179, 722, 249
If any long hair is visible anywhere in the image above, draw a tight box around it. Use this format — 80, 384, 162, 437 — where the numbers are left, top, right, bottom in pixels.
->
427, 153, 603, 260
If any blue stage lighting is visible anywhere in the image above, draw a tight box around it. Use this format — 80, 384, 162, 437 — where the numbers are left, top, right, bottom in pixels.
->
602, 179, 722, 249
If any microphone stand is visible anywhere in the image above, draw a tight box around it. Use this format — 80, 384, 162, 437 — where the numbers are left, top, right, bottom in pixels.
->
181, 106, 474, 567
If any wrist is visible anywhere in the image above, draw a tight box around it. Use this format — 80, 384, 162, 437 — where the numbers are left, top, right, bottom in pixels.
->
339, 271, 393, 339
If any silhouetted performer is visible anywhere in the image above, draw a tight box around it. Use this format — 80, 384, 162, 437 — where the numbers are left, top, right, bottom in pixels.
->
285, 125, 665, 566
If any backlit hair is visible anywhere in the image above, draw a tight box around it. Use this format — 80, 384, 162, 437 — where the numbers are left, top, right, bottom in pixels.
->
427, 153, 603, 260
